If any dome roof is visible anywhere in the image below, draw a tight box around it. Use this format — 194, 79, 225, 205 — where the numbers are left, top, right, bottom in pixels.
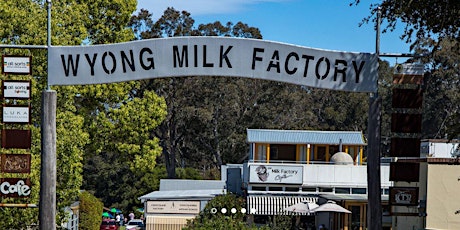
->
330, 152, 353, 164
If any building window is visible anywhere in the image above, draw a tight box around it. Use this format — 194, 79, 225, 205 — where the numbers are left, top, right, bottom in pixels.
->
316, 146, 327, 161
270, 144, 296, 162
257, 144, 267, 162
319, 187, 333, 193
252, 186, 266, 191
302, 187, 317, 192
381, 188, 389, 195
329, 145, 339, 155
351, 188, 367, 194
285, 187, 300, 192
268, 187, 283, 191
335, 187, 351, 194
299, 145, 307, 162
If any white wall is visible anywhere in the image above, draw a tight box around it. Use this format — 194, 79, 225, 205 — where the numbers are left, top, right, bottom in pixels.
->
421, 141, 460, 158
303, 164, 392, 188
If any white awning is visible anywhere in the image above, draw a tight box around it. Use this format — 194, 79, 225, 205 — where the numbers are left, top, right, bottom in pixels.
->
247, 195, 318, 215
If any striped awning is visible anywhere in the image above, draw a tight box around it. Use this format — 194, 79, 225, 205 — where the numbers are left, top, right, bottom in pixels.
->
247, 195, 318, 215
145, 215, 195, 230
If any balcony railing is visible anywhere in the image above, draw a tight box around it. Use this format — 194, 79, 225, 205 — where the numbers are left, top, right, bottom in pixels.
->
245, 161, 392, 188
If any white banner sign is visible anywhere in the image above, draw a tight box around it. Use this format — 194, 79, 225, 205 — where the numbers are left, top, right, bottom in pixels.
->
48, 37, 378, 92
249, 164, 303, 184
394, 63, 424, 75
2, 56, 31, 74
146, 201, 200, 214
2, 81, 31, 99
3, 106, 30, 123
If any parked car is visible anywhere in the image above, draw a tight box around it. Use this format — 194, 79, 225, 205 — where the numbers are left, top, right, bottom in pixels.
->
125, 219, 145, 230
100, 219, 118, 230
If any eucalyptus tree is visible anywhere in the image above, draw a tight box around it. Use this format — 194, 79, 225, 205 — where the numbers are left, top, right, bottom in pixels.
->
129, 7, 375, 179
355, 0, 460, 139
129, 7, 267, 178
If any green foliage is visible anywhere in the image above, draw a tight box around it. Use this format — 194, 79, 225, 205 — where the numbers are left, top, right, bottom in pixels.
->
83, 90, 167, 212
354, 0, 460, 42
355, 0, 460, 139
184, 193, 259, 230
129, 7, 263, 179
264, 215, 295, 230
0, 0, 136, 228
184, 193, 295, 229
79, 191, 104, 230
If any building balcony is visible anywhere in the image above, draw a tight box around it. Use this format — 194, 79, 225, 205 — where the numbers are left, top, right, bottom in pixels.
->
244, 161, 392, 195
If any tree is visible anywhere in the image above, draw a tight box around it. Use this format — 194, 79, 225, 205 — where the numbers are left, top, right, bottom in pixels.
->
0, 0, 141, 227
128, 7, 376, 180
0, 0, 89, 227
83, 90, 167, 212
355, 0, 460, 139
79, 191, 104, 230
417, 37, 460, 139
353, 0, 460, 43
129, 7, 265, 178
184, 193, 259, 230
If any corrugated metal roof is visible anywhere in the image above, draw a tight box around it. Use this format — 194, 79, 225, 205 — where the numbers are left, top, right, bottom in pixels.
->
160, 179, 225, 191
138, 189, 224, 200
247, 129, 366, 145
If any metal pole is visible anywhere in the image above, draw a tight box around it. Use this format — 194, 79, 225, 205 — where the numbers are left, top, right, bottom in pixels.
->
39, 1, 56, 229
367, 7, 382, 230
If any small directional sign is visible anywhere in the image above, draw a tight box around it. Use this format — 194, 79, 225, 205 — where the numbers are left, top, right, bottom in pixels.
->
2, 56, 32, 75
393, 63, 424, 84
2, 80, 31, 99
2, 106, 30, 124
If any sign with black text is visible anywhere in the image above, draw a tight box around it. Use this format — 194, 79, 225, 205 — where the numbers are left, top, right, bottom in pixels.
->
48, 37, 378, 92
2, 56, 31, 75
2, 106, 30, 123
146, 200, 200, 214
249, 164, 303, 184
2, 80, 31, 99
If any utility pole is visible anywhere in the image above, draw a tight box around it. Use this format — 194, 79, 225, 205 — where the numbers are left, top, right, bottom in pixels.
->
0, 2, 55, 228
367, 8, 418, 229
367, 7, 382, 230
39, 1, 57, 229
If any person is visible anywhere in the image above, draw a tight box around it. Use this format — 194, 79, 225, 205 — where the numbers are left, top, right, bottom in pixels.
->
129, 212, 135, 220
115, 214, 120, 225
119, 213, 124, 225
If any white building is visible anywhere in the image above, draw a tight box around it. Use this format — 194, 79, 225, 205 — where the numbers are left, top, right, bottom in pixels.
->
420, 139, 460, 158
138, 179, 226, 230
242, 129, 393, 230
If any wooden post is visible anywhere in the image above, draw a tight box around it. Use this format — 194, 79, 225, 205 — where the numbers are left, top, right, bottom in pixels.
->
367, 94, 382, 230
366, 6, 383, 229
39, 90, 57, 229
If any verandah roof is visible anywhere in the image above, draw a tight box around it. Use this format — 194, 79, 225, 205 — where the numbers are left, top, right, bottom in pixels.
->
247, 129, 366, 146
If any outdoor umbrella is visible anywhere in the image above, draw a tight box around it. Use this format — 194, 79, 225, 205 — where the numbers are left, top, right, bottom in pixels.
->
311, 200, 351, 213
102, 212, 110, 218
284, 202, 319, 214
111, 208, 120, 213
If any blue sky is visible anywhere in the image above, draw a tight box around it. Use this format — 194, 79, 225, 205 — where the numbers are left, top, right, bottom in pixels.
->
137, 0, 411, 65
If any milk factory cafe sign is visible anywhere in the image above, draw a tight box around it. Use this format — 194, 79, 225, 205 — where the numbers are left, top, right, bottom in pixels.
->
249, 164, 303, 184
48, 37, 378, 92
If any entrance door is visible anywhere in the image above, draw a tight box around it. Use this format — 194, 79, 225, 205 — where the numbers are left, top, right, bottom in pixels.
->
344, 203, 366, 230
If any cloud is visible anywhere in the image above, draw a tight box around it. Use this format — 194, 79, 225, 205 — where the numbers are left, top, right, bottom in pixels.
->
137, 0, 288, 18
